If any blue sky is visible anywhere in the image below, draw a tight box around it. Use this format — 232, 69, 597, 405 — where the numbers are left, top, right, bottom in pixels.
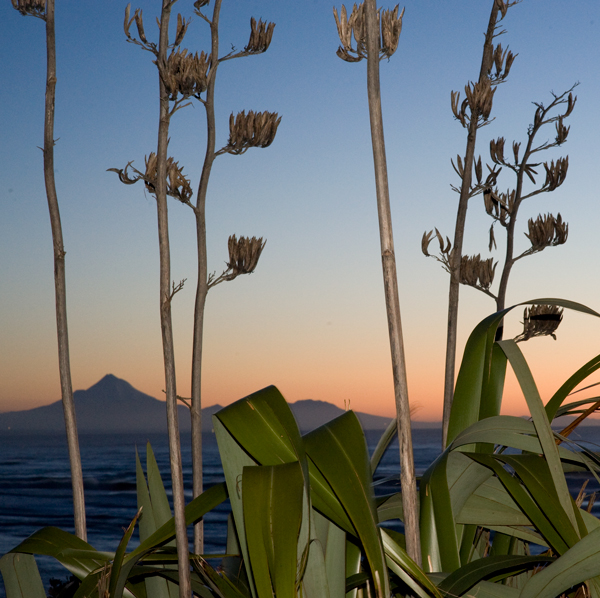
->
1, 0, 599, 420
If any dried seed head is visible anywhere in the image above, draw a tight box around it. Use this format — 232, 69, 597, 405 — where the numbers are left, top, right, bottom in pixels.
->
490, 43, 517, 81
474, 155, 483, 185
483, 187, 513, 224
459, 254, 496, 291
245, 17, 276, 54
543, 157, 569, 191
555, 117, 570, 145
194, 0, 210, 9
512, 141, 521, 165
11, 0, 45, 18
525, 213, 568, 252
225, 110, 281, 154
333, 4, 366, 62
144, 152, 193, 203
227, 235, 266, 276
174, 13, 191, 47
489, 137, 506, 165
514, 304, 563, 343
464, 79, 495, 121
380, 5, 404, 59
162, 49, 210, 100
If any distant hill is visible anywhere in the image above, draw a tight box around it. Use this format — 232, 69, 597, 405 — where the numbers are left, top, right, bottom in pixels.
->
0, 374, 440, 434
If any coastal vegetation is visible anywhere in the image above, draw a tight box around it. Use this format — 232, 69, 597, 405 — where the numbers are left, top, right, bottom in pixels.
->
2, 1, 600, 598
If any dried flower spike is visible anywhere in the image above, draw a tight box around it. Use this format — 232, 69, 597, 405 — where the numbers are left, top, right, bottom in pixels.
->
459, 254, 496, 291
514, 304, 563, 342
224, 110, 281, 155
144, 153, 193, 204
11, 0, 45, 18
245, 17, 275, 54
162, 49, 211, 100
227, 235, 266, 276
525, 213, 568, 252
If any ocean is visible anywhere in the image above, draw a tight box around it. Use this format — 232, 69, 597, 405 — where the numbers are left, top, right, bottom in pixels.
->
1, 426, 598, 597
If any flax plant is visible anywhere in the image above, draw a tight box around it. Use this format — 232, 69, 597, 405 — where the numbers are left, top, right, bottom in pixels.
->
422, 0, 576, 445
111, 0, 277, 558
10, 0, 87, 541
109, 2, 193, 594
333, 0, 420, 564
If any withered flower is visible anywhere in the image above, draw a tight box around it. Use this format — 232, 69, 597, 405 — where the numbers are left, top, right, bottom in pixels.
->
108, 154, 192, 204
380, 5, 404, 59
464, 79, 495, 120
245, 17, 275, 54
224, 110, 281, 155
459, 254, 496, 291
514, 304, 563, 342
334, 2, 403, 62
227, 235, 266, 276
525, 213, 568, 252
543, 157, 568, 191
11, 0, 45, 18
162, 49, 210, 100
333, 4, 366, 62
144, 153, 193, 204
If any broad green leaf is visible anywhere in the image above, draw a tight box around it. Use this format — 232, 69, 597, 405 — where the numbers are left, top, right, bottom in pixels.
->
437, 555, 554, 598
546, 353, 600, 421
448, 309, 507, 445
213, 416, 260, 598
129, 482, 227, 561
136, 446, 177, 598
109, 507, 142, 597
8, 526, 107, 579
377, 493, 403, 523
420, 451, 460, 572
214, 386, 307, 479
487, 526, 547, 547
467, 453, 570, 555
449, 299, 600, 446
303, 412, 390, 598
243, 462, 304, 598
520, 527, 600, 598
497, 340, 579, 532
380, 529, 442, 598
0, 553, 46, 598
370, 418, 397, 473
311, 510, 345, 598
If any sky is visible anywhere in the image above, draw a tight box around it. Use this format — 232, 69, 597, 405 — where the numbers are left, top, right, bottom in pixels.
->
1, 0, 599, 422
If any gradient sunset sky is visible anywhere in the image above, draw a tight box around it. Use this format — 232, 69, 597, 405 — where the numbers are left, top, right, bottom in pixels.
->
1, 0, 599, 422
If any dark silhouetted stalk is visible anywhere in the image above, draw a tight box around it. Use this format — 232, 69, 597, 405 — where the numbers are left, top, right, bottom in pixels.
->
11, 0, 87, 541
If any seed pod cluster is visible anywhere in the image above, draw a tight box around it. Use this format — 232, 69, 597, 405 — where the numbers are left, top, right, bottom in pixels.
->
421, 228, 451, 260
227, 235, 266, 276
483, 187, 514, 224
380, 5, 404, 58
225, 111, 281, 154
515, 304, 563, 343
459, 254, 496, 291
11, 0, 45, 18
333, 4, 366, 62
144, 153, 193, 203
489, 137, 506, 165
543, 157, 568, 191
491, 43, 516, 82
525, 213, 568, 252
333, 3, 403, 62
162, 49, 210, 100
244, 17, 275, 54
555, 117, 570, 145
450, 91, 469, 127
464, 79, 495, 121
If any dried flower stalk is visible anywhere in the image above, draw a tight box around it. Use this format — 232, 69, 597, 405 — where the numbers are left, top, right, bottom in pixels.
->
222, 110, 282, 155
514, 304, 563, 342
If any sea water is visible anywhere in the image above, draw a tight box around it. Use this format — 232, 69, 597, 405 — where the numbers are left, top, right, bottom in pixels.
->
1, 427, 598, 597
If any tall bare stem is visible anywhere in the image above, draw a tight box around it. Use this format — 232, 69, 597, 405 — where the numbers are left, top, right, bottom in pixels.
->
189, 0, 222, 556
364, 0, 420, 564
441, 2, 501, 447
155, 1, 191, 594
11, 0, 87, 541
